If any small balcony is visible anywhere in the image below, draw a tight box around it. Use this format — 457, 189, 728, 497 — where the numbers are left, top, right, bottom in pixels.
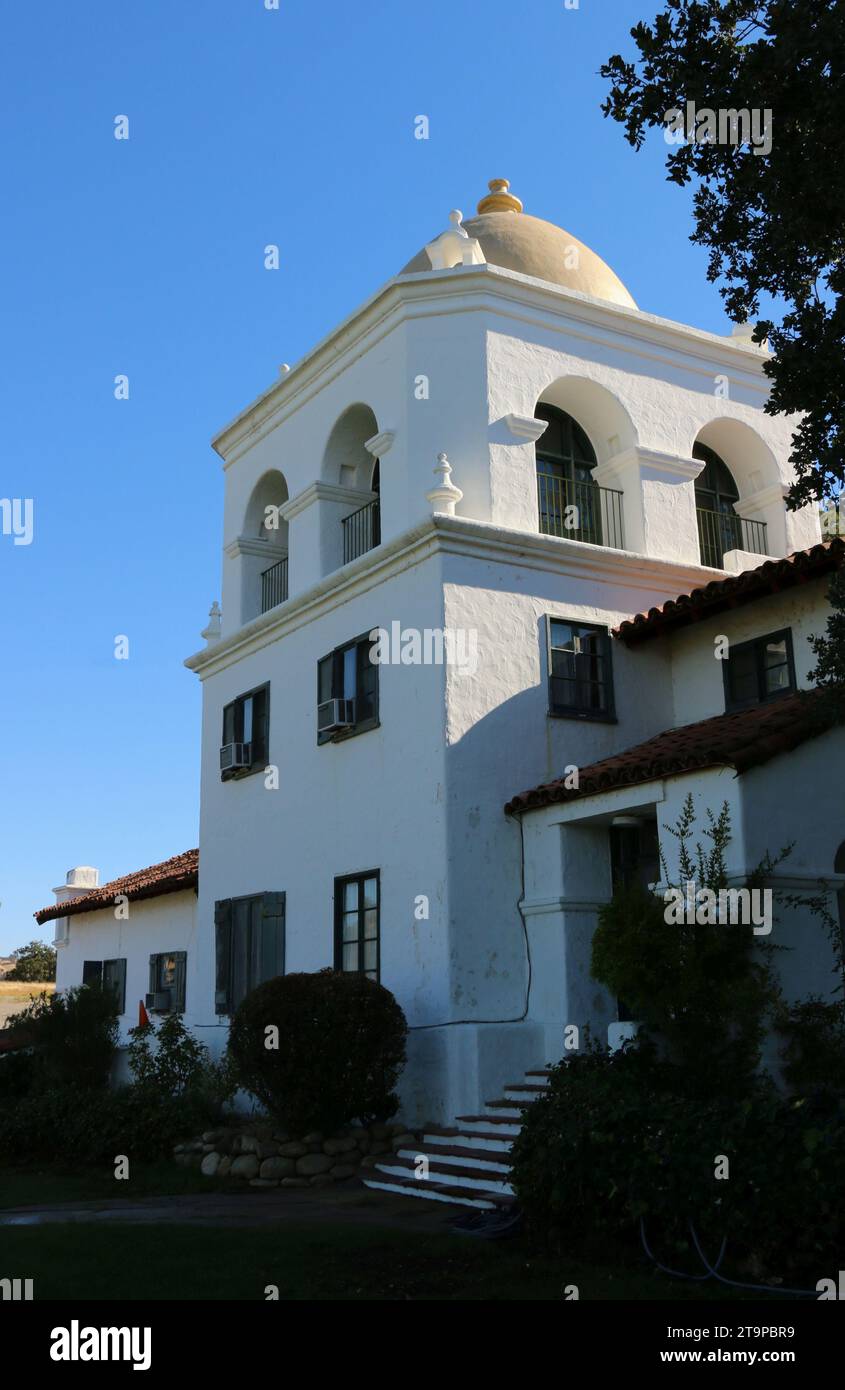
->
696, 508, 768, 570
342, 498, 381, 565
537, 472, 625, 550
260, 556, 288, 613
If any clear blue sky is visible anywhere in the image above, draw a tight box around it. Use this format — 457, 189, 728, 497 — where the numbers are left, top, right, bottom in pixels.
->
0, 0, 736, 952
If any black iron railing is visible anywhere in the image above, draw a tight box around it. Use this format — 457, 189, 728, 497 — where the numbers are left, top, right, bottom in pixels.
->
341, 499, 381, 565
696, 507, 768, 569
261, 557, 288, 613
537, 473, 625, 550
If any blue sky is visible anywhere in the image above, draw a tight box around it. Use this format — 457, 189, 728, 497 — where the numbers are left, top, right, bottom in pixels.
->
0, 0, 738, 952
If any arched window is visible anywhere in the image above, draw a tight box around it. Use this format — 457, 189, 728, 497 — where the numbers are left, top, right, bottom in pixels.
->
535, 404, 605, 544
693, 442, 741, 568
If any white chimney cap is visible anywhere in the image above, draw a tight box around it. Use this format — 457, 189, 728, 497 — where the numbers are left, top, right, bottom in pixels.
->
65, 866, 99, 889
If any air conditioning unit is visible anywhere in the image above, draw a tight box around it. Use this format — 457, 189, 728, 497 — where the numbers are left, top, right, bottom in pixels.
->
145, 991, 171, 1013
317, 698, 355, 734
220, 741, 251, 772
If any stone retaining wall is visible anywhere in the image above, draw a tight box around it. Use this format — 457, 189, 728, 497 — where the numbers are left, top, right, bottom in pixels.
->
174, 1120, 417, 1189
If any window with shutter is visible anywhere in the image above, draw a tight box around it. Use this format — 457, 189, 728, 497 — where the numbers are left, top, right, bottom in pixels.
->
220, 683, 270, 780
148, 952, 186, 1013
317, 633, 380, 744
214, 900, 232, 1014
214, 892, 285, 1014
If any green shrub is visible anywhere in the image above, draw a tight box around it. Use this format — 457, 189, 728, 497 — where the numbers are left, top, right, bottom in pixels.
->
0, 1083, 218, 1167
0, 1048, 37, 1101
511, 1045, 845, 1282
776, 997, 845, 1093
128, 1014, 210, 1094
227, 968, 407, 1133
7, 985, 118, 1089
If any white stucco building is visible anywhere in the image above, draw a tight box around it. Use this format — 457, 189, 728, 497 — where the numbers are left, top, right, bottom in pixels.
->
35, 178, 845, 1204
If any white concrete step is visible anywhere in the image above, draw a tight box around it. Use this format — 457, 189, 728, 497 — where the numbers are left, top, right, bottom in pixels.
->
454, 1115, 522, 1137
397, 1146, 510, 1174
362, 1176, 501, 1210
374, 1157, 513, 1195
423, 1128, 513, 1155
502, 1082, 549, 1102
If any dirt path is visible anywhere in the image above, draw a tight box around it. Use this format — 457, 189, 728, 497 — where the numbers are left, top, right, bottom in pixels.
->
0, 1183, 460, 1233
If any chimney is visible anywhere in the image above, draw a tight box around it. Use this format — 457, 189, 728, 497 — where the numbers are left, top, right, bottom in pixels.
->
51, 867, 99, 946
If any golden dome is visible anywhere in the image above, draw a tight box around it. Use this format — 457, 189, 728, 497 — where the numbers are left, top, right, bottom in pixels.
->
401, 179, 637, 310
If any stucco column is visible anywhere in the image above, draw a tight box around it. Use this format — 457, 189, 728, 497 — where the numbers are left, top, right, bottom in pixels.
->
594, 447, 704, 563
520, 813, 615, 1061
281, 483, 375, 598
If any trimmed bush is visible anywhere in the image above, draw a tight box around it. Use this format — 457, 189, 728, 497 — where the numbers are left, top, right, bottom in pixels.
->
227, 968, 407, 1133
511, 1045, 845, 1283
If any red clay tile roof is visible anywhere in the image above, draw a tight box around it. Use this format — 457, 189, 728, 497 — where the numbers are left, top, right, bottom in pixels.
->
504, 689, 838, 815
615, 539, 844, 646
34, 849, 198, 925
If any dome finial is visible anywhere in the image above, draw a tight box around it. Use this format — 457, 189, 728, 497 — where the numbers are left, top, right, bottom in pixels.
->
477, 178, 523, 215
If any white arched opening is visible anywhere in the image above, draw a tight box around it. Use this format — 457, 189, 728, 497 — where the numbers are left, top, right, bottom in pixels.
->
692, 419, 785, 566
319, 404, 381, 572
533, 379, 637, 549
240, 469, 290, 621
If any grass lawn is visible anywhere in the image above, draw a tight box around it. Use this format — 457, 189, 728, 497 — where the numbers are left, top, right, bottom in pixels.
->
0, 1162, 229, 1209
0, 1220, 765, 1301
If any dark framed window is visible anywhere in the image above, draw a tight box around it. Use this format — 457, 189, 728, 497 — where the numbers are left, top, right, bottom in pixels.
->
82, 959, 103, 987
214, 892, 285, 1015
221, 683, 269, 779
547, 617, 615, 721
535, 403, 603, 543
694, 443, 742, 567
317, 633, 379, 743
334, 872, 380, 980
82, 958, 126, 1013
723, 629, 796, 711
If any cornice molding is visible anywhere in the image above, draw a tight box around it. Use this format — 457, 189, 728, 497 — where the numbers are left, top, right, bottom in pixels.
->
186, 515, 719, 680
502, 414, 548, 443
734, 482, 789, 517
280, 481, 374, 522
210, 267, 773, 467
365, 430, 395, 458
596, 447, 704, 486
223, 535, 285, 560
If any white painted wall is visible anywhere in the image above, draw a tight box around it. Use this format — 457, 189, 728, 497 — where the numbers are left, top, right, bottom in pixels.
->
667, 580, 830, 726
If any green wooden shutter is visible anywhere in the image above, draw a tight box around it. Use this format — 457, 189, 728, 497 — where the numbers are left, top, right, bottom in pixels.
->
104, 958, 127, 1014
149, 954, 158, 999
214, 900, 232, 1014
260, 892, 286, 983
173, 951, 187, 1013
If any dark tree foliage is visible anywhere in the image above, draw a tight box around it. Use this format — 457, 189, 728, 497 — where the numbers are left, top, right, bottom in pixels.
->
5, 939, 56, 981
601, 0, 845, 510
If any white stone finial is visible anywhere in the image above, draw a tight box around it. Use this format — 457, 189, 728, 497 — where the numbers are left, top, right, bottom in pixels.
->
202, 601, 222, 644
278, 363, 290, 375
426, 453, 463, 516
424, 212, 486, 271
